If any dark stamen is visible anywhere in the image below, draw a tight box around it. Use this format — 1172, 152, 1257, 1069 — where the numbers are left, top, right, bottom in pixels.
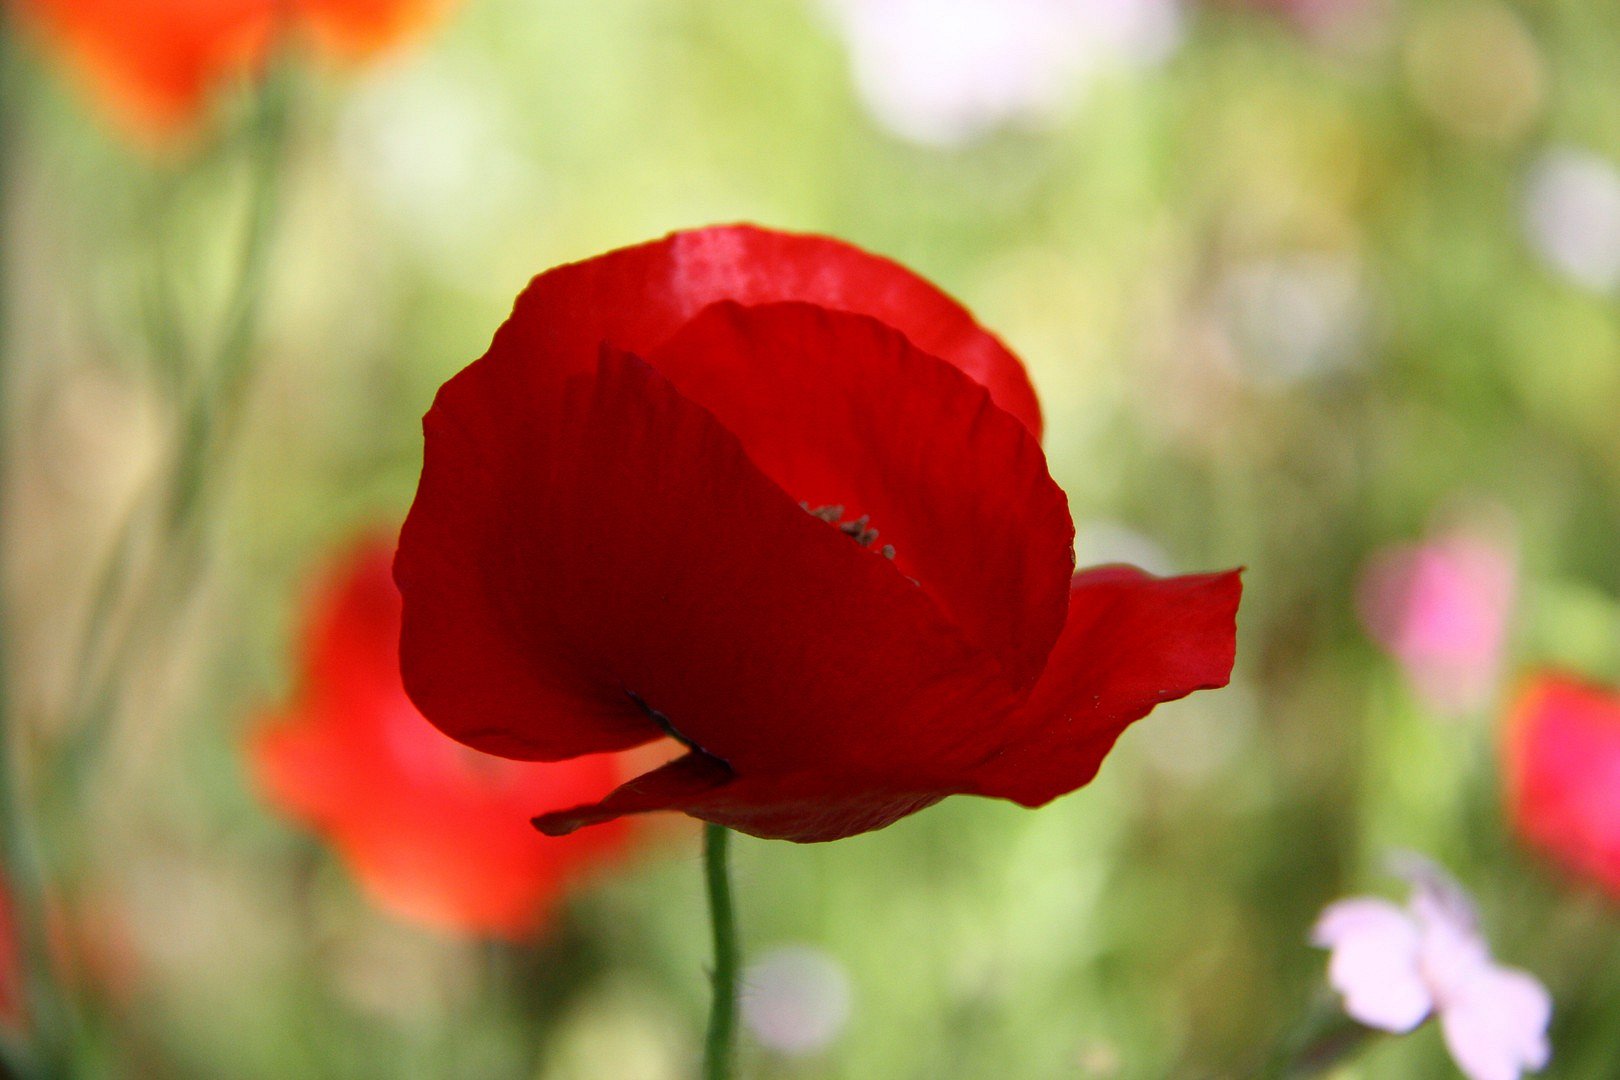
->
803, 503, 895, 558
800, 501, 845, 524
838, 514, 882, 548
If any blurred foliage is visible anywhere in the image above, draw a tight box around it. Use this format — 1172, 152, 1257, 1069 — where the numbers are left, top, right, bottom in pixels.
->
5, 0, 1620, 1077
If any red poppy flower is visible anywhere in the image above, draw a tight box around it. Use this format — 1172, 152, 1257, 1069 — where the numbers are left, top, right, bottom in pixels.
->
1504, 673, 1620, 898
10, 0, 453, 138
394, 224, 1243, 844
250, 537, 629, 939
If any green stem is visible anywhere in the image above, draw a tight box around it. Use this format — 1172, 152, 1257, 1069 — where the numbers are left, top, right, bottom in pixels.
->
50, 50, 294, 805
702, 824, 739, 1080
1250, 994, 1375, 1079
0, 13, 79, 1078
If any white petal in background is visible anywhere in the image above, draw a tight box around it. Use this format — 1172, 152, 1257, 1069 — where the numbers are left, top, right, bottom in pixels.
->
1312, 898, 1432, 1032
1523, 148, 1620, 293
818, 0, 1183, 147
1071, 519, 1174, 576
338, 63, 539, 288
741, 945, 854, 1056
1209, 251, 1370, 386
1311, 858, 1552, 1080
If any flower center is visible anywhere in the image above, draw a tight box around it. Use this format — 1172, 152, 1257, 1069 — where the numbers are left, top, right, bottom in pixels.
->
801, 503, 896, 560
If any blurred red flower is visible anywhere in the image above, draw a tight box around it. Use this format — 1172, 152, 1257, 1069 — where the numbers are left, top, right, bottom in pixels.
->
0, 886, 18, 1027
251, 537, 628, 939
10, 0, 454, 138
394, 224, 1243, 844
1504, 673, 1620, 898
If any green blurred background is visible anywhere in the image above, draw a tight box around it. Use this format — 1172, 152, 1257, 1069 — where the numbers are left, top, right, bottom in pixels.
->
5, 0, 1620, 1076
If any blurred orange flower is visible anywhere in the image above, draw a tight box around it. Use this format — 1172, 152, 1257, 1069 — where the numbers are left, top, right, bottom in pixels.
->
10, 0, 455, 139
250, 537, 630, 940
297, 0, 448, 57
1504, 673, 1620, 899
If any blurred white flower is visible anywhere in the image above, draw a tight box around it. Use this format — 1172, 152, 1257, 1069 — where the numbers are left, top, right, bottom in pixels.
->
740, 945, 853, 1056
1523, 148, 1620, 292
1210, 252, 1369, 385
1072, 519, 1174, 576
338, 63, 536, 281
1312, 855, 1551, 1080
818, 0, 1182, 147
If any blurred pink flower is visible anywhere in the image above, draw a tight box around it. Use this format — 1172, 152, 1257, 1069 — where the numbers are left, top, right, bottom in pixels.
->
1313, 856, 1551, 1080
1233, 0, 1381, 36
1357, 521, 1516, 716
818, 0, 1182, 147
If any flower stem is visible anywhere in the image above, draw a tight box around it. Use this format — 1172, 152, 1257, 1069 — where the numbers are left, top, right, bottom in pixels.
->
49, 45, 295, 806
1251, 994, 1373, 1079
702, 823, 739, 1080
0, 13, 79, 1076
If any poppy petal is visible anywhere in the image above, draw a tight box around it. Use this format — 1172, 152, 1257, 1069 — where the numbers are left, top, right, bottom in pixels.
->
536, 755, 948, 843
533, 751, 735, 836
486, 224, 1044, 436
647, 301, 1073, 690
396, 346, 1023, 795
251, 540, 630, 939
252, 711, 351, 823
970, 565, 1243, 807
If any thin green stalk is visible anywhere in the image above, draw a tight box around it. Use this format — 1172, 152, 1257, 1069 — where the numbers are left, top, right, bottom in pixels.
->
702, 824, 740, 1080
169, 48, 292, 522
50, 53, 294, 805
1, 49, 296, 1076
0, 14, 80, 1078
1250, 994, 1373, 1079
1558, 908, 1620, 1077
